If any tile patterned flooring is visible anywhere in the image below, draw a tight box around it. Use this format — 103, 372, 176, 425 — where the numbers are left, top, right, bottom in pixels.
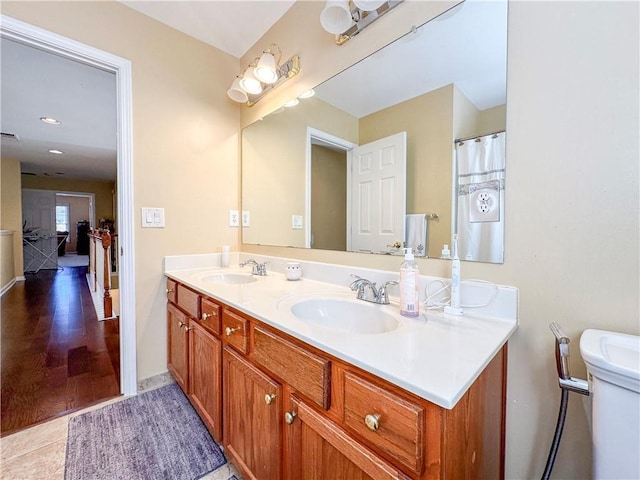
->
0, 374, 242, 480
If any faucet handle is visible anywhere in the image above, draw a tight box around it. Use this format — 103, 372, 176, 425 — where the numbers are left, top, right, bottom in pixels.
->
378, 280, 399, 304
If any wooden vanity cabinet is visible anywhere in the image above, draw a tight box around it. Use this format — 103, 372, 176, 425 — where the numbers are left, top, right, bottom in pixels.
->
166, 278, 507, 480
223, 347, 282, 480
167, 302, 189, 392
166, 279, 223, 440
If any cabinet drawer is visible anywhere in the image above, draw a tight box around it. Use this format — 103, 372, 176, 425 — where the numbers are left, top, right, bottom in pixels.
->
200, 297, 221, 335
343, 371, 425, 474
253, 327, 331, 410
222, 309, 249, 354
176, 284, 199, 319
166, 278, 177, 303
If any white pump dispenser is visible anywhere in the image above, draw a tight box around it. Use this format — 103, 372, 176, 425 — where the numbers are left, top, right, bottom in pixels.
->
444, 235, 464, 316
400, 247, 420, 317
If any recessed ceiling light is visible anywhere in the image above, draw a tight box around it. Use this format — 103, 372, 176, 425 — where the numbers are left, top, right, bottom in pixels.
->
299, 89, 315, 99
40, 117, 61, 125
48, 149, 63, 155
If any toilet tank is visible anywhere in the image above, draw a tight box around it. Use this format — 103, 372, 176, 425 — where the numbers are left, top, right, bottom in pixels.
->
580, 329, 640, 479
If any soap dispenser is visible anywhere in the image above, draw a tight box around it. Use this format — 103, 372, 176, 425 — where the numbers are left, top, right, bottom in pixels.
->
400, 248, 420, 317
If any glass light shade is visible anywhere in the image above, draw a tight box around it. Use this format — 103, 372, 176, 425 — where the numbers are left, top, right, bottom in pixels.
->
283, 98, 299, 108
227, 77, 248, 103
320, 0, 354, 35
255, 52, 278, 84
353, 0, 385, 11
239, 67, 262, 95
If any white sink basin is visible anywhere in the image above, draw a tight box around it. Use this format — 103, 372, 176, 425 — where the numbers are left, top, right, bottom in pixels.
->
201, 273, 257, 284
290, 298, 399, 334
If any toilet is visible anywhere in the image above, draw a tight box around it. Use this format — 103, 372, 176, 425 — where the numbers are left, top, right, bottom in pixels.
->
580, 329, 640, 479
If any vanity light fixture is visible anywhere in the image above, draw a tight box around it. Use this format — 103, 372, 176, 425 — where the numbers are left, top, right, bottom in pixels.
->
40, 116, 61, 125
227, 43, 300, 107
320, 0, 403, 45
298, 89, 315, 99
283, 98, 299, 108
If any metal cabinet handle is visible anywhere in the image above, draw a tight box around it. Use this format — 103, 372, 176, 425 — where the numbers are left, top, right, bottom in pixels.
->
201, 312, 213, 320
364, 413, 381, 432
284, 412, 297, 425
225, 326, 239, 336
166, 288, 174, 293
178, 320, 185, 328
264, 393, 276, 405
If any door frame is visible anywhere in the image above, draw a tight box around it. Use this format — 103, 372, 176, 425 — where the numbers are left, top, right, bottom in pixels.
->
305, 127, 357, 249
1, 15, 137, 396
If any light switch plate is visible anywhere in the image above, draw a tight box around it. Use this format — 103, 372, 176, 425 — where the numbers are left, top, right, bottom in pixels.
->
229, 210, 240, 227
242, 210, 250, 227
292, 215, 303, 230
141, 207, 165, 228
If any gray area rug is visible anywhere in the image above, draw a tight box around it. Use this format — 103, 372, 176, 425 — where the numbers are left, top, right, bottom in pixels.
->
65, 383, 226, 480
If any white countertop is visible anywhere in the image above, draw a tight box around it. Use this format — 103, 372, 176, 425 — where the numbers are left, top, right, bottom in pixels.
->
164, 253, 518, 409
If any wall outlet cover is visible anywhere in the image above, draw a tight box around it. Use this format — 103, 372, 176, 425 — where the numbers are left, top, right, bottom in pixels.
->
242, 210, 250, 227
229, 210, 240, 227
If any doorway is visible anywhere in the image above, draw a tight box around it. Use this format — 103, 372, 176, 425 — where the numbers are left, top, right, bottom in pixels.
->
0, 15, 136, 406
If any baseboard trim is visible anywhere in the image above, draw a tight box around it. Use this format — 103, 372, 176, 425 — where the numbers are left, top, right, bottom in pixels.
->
0, 278, 16, 297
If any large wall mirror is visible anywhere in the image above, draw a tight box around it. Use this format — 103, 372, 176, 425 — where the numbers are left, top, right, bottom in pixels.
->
242, 0, 507, 262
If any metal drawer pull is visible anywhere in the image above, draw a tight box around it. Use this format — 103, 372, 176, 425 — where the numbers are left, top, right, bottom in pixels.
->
166, 288, 174, 293
284, 412, 298, 425
225, 326, 239, 336
178, 321, 185, 328
364, 413, 381, 432
264, 393, 276, 405
285, 412, 297, 425
201, 312, 214, 320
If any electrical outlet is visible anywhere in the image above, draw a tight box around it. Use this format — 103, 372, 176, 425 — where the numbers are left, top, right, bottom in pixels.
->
229, 210, 240, 227
242, 210, 250, 227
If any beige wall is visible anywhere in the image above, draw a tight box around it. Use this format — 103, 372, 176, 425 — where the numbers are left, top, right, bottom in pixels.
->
21, 176, 114, 228
3, 2, 638, 479
0, 231, 15, 291
242, 96, 358, 247
1, 156, 24, 278
311, 144, 346, 251
2, 1, 241, 381
242, 1, 639, 479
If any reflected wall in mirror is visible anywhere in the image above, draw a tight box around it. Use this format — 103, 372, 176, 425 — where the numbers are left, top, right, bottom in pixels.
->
242, 0, 507, 262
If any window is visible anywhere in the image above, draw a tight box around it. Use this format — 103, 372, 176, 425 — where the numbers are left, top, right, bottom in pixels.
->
56, 205, 70, 233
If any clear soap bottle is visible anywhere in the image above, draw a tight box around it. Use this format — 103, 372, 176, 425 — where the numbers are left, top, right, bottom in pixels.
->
400, 248, 420, 317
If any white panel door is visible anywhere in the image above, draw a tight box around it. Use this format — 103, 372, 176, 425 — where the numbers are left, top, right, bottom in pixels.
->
349, 132, 406, 253
22, 188, 58, 271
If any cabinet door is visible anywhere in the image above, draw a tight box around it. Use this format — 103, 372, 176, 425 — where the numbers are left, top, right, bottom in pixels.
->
189, 321, 222, 441
285, 396, 409, 480
167, 303, 189, 392
223, 348, 282, 480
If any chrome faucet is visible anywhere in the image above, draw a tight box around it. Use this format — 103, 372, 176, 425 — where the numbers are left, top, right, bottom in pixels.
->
349, 275, 398, 305
240, 259, 268, 276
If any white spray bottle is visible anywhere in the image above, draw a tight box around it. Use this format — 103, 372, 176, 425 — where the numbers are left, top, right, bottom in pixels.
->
444, 235, 464, 316
400, 248, 420, 317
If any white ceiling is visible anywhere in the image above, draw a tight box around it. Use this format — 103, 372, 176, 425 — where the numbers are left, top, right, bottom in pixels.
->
119, 1, 296, 58
0, 0, 506, 182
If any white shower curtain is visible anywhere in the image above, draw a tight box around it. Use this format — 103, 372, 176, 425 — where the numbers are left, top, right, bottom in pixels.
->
455, 132, 506, 263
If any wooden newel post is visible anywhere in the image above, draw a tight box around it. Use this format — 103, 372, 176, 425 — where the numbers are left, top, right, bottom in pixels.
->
102, 229, 113, 318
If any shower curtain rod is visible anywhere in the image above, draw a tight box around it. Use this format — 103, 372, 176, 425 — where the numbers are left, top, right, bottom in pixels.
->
455, 129, 505, 144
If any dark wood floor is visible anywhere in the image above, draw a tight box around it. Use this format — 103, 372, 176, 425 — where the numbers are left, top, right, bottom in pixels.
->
1, 266, 121, 436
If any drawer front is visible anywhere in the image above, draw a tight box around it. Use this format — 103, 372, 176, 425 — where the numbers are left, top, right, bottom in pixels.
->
166, 278, 177, 303
176, 284, 199, 319
200, 297, 221, 335
222, 309, 249, 354
253, 327, 331, 410
343, 371, 425, 474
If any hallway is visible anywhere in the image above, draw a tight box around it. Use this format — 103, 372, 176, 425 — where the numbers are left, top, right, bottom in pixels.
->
1, 266, 120, 436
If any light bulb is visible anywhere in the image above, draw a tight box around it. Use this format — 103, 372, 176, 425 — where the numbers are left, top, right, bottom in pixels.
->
255, 52, 278, 84
239, 67, 262, 95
